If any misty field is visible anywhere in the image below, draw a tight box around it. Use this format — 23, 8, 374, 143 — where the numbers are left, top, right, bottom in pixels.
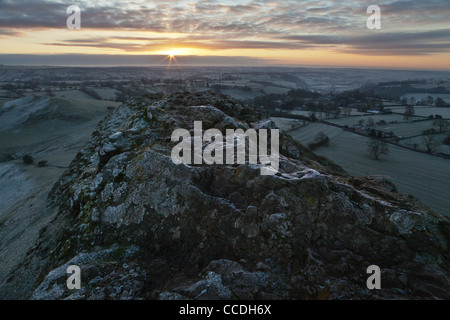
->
288, 128, 450, 216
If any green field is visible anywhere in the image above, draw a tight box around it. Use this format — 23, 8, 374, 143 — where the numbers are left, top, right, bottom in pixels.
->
288, 128, 450, 217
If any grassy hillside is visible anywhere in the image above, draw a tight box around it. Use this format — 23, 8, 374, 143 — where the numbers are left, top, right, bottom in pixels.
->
288, 127, 450, 216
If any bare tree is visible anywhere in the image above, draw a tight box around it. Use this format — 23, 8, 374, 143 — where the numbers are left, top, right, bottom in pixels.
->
367, 140, 389, 160
422, 135, 437, 153
444, 134, 450, 146
433, 118, 449, 132
22, 154, 34, 165
343, 107, 352, 116
403, 105, 415, 121
334, 107, 341, 118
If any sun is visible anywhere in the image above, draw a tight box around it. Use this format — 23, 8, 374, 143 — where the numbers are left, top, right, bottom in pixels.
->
167, 53, 177, 65
165, 49, 183, 56
160, 49, 183, 66
159, 48, 190, 67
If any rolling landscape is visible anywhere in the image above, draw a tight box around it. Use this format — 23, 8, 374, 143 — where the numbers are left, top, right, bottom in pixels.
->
2, 66, 450, 220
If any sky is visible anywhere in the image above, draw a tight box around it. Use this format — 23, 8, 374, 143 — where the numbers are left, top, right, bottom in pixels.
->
0, 0, 449, 70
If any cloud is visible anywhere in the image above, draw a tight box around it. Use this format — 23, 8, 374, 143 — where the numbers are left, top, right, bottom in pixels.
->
280, 29, 450, 55
43, 27, 450, 56
43, 37, 318, 52
0, 0, 449, 56
0, 53, 276, 66
0, 29, 23, 37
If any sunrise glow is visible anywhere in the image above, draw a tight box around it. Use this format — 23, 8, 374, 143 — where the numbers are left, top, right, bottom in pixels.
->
0, 1, 448, 70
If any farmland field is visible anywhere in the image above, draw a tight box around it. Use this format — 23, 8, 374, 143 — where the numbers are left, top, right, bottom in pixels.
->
326, 114, 407, 127
290, 109, 367, 117
377, 120, 435, 138
320, 114, 435, 138
91, 87, 119, 100
288, 129, 450, 217
410, 106, 450, 118
270, 117, 306, 132
285, 122, 345, 145
220, 89, 262, 101
289, 110, 314, 117
388, 106, 450, 119
51, 89, 93, 100
401, 133, 450, 154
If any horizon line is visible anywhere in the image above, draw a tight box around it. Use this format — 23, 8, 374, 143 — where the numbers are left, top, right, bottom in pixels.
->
1, 54, 450, 73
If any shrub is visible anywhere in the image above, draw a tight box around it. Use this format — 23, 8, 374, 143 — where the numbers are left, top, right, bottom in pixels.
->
23, 154, 34, 165
423, 128, 437, 135
4, 153, 17, 162
308, 132, 330, 150
37, 160, 48, 167
45, 88, 55, 97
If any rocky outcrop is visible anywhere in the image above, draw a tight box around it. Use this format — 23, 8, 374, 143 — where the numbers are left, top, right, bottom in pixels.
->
4, 92, 449, 300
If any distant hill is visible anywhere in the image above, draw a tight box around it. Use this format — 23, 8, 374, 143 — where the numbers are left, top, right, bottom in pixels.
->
361, 81, 450, 98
